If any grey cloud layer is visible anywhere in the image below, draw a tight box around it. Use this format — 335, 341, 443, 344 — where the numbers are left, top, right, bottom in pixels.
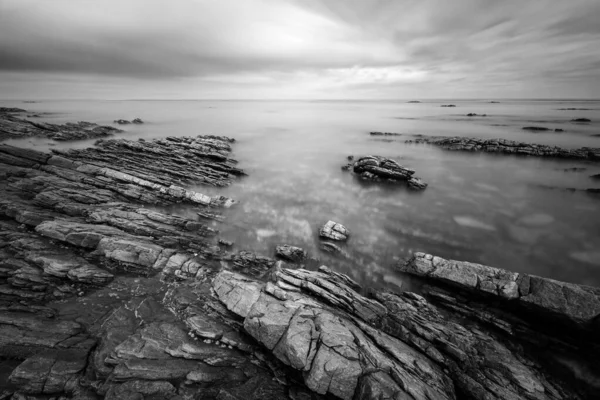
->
0, 0, 599, 97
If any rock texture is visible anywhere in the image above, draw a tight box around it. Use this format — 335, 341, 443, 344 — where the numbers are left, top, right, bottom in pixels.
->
0, 107, 123, 141
343, 155, 428, 189
406, 134, 600, 161
214, 260, 600, 400
319, 220, 349, 241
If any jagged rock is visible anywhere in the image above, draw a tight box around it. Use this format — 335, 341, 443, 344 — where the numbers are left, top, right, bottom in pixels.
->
319, 220, 349, 241
344, 155, 428, 190
214, 262, 600, 399
214, 269, 453, 400
0, 109, 123, 141
222, 251, 276, 277
132, 118, 143, 124
405, 134, 600, 161
275, 244, 307, 263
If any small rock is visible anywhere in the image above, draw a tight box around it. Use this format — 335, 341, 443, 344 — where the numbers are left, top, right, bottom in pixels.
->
319, 220, 349, 241
275, 245, 307, 263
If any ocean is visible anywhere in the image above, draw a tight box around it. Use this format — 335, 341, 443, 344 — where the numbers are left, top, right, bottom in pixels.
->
3, 98, 600, 289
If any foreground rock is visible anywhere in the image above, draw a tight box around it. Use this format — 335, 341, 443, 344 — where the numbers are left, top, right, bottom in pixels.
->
406, 134, 600, 161
214, 260, 600, 399
0, 107, 123, 141
343, 155, 428, 189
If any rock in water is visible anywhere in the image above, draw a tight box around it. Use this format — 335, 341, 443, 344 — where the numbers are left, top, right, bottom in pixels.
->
404, 134, 600, 161
343, 155, 427, 190
319, 220, 349, 241
275, 244, 307, 263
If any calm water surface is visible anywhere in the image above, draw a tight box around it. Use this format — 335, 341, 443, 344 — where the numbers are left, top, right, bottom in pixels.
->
3, 99, 600, 289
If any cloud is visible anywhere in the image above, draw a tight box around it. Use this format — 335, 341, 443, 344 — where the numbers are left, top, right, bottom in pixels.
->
0, 0, 598, 98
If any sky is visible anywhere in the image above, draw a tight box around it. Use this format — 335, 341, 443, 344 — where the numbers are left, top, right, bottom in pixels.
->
0, 0, 599, 100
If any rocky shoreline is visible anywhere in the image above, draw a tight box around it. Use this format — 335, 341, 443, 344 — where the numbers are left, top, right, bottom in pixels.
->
0, 113, 599, 399
403, 133, 600, 161
0, 108, 123, 141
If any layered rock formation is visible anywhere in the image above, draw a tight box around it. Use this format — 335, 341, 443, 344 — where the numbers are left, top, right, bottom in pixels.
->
0, 108, 123, 141
343, 155, 428, 189
214, 258, 600, 400
406, 134, 600, 161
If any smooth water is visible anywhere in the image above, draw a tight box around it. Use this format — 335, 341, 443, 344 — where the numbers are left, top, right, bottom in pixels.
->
3, 99, 600, 289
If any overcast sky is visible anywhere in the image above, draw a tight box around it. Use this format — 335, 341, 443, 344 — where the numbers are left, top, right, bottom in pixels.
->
1, 0, 599, 99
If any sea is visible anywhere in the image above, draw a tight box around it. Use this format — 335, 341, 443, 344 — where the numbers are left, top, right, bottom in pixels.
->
2, 98, 600, 290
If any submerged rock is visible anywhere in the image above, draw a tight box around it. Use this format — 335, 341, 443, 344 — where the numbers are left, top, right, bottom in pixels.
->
571, 118, 591, 123
344, 155, 428, 190
319, 220, 349, 241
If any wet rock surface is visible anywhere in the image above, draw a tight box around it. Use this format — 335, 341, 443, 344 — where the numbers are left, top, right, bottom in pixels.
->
319, 220, 349, 241
343, 155, 428, 189
405, 134, 600, 161
0, 107, 123, 141
214, 260, 600, 400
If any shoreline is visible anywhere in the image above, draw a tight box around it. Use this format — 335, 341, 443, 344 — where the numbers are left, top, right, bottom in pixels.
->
0, 109, 599, 398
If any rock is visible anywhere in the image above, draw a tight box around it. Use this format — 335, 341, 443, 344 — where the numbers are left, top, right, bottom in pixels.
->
132, 118, 143, 124
0, 107, 27, 113
398, 252, 600, 326
215, 270, 452, 400
344, 155, 427, 190
591, 174, 600, 180
571, 118, 591, 122
275, 244, 307, 263
218, 238, 234, 247
0, 110, 123, 141
466, 113, 486, 117
441, 104, 456, 107
407, 101, 421, 103
405, 134, 600, 161
523, 126, 551, 131
113, 119, 131, 124
369, 131, 402, 136
319, 220, 349, 241
555, 128, 564, 132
